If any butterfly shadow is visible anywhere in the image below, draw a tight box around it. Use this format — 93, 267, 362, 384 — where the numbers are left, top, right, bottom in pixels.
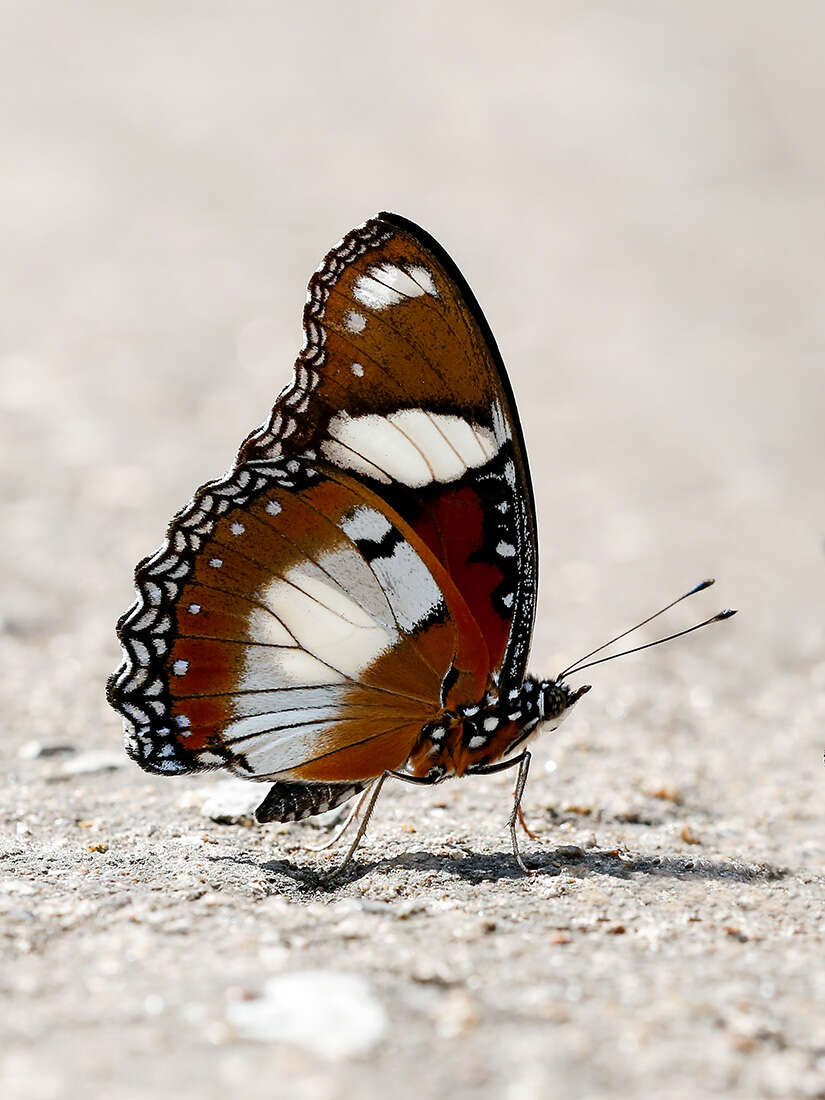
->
250, 845, 786, 892
338, 847, 786, 886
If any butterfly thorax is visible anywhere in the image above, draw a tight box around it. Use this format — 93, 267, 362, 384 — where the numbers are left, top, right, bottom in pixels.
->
405, 677, 577, 780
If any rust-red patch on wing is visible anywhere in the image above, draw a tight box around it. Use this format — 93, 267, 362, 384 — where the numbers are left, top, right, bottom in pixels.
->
411, 486, 510, 671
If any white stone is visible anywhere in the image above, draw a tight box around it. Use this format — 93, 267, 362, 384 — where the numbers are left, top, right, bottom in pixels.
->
200, 778, 262, 825
226, 970, 387, 1058
58, 751, 127, 777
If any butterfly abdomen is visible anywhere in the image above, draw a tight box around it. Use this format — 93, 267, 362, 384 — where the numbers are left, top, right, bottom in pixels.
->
255, 780, 366, 823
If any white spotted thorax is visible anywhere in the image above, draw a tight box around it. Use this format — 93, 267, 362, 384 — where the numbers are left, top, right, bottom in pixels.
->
409, 677, 591, 781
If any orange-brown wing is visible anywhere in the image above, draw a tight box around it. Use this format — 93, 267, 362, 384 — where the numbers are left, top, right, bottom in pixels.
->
108, 458, 490, 783
240, 213, 538, 688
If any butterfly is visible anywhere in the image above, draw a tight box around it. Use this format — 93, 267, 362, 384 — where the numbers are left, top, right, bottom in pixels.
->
108, 212, 734, 876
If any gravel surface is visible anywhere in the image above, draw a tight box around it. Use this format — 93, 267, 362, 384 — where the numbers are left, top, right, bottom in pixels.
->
3, 4, 824, 1098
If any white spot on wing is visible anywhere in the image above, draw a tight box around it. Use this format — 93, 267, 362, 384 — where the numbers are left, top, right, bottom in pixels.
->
246, 606, 297, 647
255, 567, 394, 678
326, 411, 499, 488
238, 648, 347, 694
327, 413, 432, 488
315, 545, 396, 631
471, 425, 496, 461
320, 439, 392, 484
387, 410, 466, 482
196, 751, 225, 766
230, 522, 245, 536
351, 362, 364, 377
435, 416, 490, 466
172, 660, 189, 676
340, 506, 393, 544
266, 500, 282, 516
408, 265, 438, 296
352, 275, 403, 309
239, 720, 339, 777
369, 539, 444, 633
228, 685, 348, 720
222, 706, 340, 744
352, 263, 432, 311
343, 310, 366, 333
490, 400, 512, 445
374, 263, 428, 297
286, 565, 377, 629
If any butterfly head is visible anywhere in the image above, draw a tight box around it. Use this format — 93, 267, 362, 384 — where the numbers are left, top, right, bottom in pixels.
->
538, 678, 591, 725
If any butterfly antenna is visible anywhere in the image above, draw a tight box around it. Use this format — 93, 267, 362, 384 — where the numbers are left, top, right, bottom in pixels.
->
558, 578, 717, 679
562, 609, 737, 676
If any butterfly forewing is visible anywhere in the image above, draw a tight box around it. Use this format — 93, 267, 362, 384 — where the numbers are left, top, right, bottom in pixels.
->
241, 213, 538, 686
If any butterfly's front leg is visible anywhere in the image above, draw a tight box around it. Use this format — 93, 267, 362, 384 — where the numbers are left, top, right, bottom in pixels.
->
517, 804, 541, 840
318, 767, 450, 881
506, 751, 537, 875
465, 751, 537, 875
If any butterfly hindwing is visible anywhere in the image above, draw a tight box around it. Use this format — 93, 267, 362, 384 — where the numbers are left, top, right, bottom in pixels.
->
109, 457, 490, 781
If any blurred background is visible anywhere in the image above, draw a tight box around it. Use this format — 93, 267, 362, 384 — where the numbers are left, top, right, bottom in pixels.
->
2, 3, 824, 1098
4, 2, 824, 692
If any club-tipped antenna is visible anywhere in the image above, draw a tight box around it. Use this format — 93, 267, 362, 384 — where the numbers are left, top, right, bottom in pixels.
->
561, 609, 737, 676
558, 579, 716, 679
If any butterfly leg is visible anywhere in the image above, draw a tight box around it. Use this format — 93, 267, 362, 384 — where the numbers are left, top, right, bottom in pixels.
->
389, 767, 447, 785
507, 752, 536, 874
319, 774, 387, 881
466, 752, 536, 874
318, 767, 449, 879
305, 786, 373, 853
517, 805, 540, 840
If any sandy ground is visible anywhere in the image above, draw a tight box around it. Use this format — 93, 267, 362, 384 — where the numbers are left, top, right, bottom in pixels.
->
2, 3, 825, 1098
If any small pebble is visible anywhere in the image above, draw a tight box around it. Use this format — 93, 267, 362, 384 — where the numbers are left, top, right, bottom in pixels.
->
651, 785, 683, 804
554, 845, 586, 860
723, 925, 749, 942
18, 741, 76, 760
200, 779, 262, 825
226, 971, 387, 1058
54, 751, 126, 778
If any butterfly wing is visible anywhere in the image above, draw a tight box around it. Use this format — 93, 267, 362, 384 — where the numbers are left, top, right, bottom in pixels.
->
241, 212, 538, 688
109, 459, 489, 780
110, 212, 537, 785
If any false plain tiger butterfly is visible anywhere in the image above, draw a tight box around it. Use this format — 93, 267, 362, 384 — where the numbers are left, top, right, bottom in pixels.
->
108, 213, 735, 876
